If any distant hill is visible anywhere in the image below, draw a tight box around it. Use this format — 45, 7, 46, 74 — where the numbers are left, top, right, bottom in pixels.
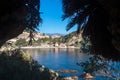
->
5, 31, 82, 48
46, 33, 65, 36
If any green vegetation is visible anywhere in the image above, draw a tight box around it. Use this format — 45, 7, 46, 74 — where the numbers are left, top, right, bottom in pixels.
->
0, 0, 120, 79
78, 38, 120, 79
15, 39, 28, 46
62, 0, 120, 60
0, 0, 41, 47
78, 54, 120, 79
13, 31, 81, 47
63, 31, 76, 43
0, 49, 60, 80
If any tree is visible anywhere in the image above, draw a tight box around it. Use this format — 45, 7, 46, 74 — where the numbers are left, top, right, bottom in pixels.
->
0, 0, 42, 47
62, 0, 120, 60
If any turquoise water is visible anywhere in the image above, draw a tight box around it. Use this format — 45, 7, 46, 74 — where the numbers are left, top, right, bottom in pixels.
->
23, 48, 120, 80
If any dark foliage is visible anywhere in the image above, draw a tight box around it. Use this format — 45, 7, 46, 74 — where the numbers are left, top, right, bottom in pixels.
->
62, 0, 120, 60
78, 38, 120, 79
77, 55, 120, 79
0, 0, 42, 47
0, 49, 60, 80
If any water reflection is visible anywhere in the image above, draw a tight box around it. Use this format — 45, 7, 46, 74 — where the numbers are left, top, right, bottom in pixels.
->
22, 48, 120, 80
23, 48, 89, 77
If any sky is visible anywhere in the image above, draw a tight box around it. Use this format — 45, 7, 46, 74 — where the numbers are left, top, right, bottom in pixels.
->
38, 0, 77, 34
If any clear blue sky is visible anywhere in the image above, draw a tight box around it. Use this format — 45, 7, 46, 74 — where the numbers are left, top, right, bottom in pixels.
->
38, 0, 77, 34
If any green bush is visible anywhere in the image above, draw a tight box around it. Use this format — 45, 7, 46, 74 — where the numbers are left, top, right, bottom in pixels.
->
15, 39, 28, 46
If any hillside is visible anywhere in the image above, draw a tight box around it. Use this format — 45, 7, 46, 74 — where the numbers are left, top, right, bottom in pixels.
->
63, 31, 82, 47
0, 31, 83, 50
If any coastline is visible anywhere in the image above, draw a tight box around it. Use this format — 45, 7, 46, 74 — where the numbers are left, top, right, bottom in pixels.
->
0, 46, 80, 51
20, 46, 80, 49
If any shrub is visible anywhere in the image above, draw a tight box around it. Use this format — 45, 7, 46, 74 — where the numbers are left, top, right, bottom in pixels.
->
0, 49, 60, 80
